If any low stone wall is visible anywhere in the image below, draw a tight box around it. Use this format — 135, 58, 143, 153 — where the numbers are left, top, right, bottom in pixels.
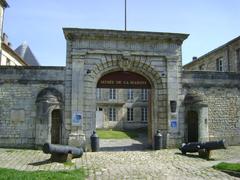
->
0, 66, 65, 148
183, 71, 240, 145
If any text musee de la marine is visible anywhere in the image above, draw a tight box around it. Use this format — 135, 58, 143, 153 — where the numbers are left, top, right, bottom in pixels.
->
100, 80, 147, 85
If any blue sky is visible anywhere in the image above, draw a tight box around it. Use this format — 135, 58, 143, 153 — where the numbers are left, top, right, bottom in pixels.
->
4, 0, 240, 66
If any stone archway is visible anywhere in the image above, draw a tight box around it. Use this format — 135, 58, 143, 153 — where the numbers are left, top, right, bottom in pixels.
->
184, 93, 209, 143
84, 56, 167, 147
35, 88, 63, 147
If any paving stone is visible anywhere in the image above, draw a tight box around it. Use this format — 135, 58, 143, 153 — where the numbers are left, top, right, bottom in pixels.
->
0, 147, 239, 179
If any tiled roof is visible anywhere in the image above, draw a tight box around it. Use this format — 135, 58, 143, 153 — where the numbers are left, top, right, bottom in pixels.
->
15, 42, 40, 66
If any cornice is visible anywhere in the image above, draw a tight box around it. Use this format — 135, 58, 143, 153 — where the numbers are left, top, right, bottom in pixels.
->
63, 28, 189, 44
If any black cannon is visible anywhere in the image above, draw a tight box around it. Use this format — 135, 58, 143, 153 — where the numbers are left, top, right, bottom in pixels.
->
42, 143, 83, 162
179, 140, 227, 159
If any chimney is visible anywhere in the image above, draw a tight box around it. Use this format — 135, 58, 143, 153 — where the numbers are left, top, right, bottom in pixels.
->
192, 56, 198, 61
3, 33, 8, 44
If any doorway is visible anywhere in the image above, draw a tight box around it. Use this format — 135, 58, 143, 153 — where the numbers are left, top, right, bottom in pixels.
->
96, 71, 152, 150
187, 110, 198, 142
51, 109, 61, 144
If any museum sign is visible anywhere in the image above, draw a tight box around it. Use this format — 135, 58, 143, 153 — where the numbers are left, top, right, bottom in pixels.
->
97, 71, 151, 89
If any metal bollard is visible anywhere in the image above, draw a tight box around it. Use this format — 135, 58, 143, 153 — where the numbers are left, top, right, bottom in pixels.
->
90, 131, 99, 152
154, 130, 162, 150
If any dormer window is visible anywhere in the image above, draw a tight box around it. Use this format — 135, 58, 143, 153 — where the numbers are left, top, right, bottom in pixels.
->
199, 64, 205, 70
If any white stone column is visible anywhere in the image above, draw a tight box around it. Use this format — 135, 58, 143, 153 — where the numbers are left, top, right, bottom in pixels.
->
198, 105, 209, 142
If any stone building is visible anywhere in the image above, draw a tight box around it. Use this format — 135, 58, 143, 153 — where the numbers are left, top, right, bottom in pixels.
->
1, 28, 240, 149
96, 88, 149, 130
1, 33, 27, 66
0, 0, 39, 66
0, 0, 240, 150
184, 36, 240, 72
183, 35, 240, 145
0, 28, 189, 149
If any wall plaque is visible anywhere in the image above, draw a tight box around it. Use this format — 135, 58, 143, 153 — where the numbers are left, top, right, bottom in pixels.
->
97, 71, 151, 89
72, 112, 82, 126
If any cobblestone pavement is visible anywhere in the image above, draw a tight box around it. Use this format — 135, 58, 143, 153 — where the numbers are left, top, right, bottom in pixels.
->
100, 133, 149, 151
0, 146, 240, 179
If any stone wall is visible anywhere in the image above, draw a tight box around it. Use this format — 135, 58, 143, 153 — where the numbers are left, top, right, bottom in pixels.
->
183, 71, 240, 145
0, 66, 65, 148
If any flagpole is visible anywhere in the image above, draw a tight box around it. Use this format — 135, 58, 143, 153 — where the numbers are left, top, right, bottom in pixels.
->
125, 0, 127, 31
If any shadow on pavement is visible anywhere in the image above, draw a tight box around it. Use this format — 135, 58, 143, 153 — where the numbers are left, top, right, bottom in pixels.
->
100, 144, 151, 151
99, 131, 150, 152
28, 158, 52, 166
175, 152, 215, 160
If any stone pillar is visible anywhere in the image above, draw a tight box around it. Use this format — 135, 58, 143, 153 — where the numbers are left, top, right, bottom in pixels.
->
68, 58, 86, 147
198, 104, 209, 142
166, 57, 181, 147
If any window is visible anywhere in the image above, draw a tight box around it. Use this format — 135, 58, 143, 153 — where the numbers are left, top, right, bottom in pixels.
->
109, 88, 116, 99
109, 108, 116, 121
141, 107, 148, 122
141, 89, 148, 101
216, 57, 223, 72
6, 58, 10, 66
199, 64, 205, 70
96, 88, 101, 100
127, 89, 133, 100
127, 108, 133, 121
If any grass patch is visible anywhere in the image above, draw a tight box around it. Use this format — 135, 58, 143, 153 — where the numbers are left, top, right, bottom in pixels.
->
213, 162, 240, 172
0, 168, 87, 180
5, 150, 16, 153
63, 161, 75, 167
96, 129, 139, 139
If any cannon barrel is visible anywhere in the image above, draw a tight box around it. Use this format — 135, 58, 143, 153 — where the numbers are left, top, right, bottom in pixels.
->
42, 143, 83, 158
179, 140, 226, 155
201, 140, 226, 150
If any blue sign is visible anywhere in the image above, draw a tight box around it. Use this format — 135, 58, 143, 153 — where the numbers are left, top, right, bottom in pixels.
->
171, 120, 177, 128
72, 112, 82, 126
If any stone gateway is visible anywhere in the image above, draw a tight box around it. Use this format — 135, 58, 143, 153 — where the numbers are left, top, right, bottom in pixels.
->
0, 28, 240, 149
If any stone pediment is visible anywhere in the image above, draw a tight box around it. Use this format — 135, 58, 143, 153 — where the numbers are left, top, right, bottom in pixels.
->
63, 28, 189, 53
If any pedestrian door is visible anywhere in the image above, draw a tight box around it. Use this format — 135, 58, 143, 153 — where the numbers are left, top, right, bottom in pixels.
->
187, 111, 198, 142
51, 109, 61, 144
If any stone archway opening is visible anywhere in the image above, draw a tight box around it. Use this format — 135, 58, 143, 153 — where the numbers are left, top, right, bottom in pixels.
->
96, 71, 153, 150
184, 93, 209, 143
35, 88, 63, 147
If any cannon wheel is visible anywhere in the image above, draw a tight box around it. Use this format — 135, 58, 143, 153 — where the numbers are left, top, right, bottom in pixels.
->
181, 151, 186, 155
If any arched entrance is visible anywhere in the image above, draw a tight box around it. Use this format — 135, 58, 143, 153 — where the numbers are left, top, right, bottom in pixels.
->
35, 88, 63, 147
96, 71, 153, 147
69, 54, 168, 149
184, 93, 209, 143
187, 110, 198, 142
